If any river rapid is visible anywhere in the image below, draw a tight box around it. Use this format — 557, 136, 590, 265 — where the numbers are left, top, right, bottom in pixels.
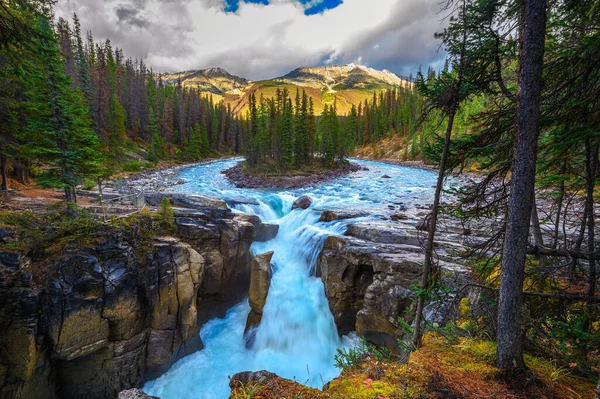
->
143, 158, 438, 399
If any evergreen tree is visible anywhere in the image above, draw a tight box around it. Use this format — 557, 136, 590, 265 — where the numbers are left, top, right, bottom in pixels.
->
25, 16, 105, 210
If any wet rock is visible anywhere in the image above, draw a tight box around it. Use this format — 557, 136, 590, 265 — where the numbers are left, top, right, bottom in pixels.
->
319, 210, 366, 222
245, 252, 274, 343
256, 223, 279, 242
382, 175, 391, 179
176, 179, 186, 185
346, 223, 421, 246
118, 389, 160, 399
236, 214, 278, 242
391, 213, 408, 221
230, 370, 278, 387
292, 195, 312, 210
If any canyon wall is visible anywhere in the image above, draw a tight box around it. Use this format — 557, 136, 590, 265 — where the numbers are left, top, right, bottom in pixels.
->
0, 195, 264, 399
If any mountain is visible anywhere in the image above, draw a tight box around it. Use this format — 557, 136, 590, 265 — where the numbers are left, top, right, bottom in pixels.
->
163, 64, 411, 115
161, 67, 250, 95
280, 64, 408, 91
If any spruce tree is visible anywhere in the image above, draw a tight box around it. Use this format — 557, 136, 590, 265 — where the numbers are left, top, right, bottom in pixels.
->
25, 16, 105, 210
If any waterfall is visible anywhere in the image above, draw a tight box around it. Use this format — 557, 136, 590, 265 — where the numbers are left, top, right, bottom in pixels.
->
144, 196, 356, 399
143, 158, 438, 399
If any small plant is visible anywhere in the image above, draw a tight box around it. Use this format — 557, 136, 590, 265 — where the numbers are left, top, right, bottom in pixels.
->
231, 381, 262, 399
334, 340, 368, 369
368, 343, 392, 361
81, 178, 97, 191
156, 197, 176, 233
122, 160, 143, 173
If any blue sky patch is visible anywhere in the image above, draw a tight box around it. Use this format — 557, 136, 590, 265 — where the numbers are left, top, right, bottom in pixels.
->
223, 0, 343, 15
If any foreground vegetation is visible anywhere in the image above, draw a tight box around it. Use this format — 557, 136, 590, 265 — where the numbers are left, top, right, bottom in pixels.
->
230, 333, 596, 399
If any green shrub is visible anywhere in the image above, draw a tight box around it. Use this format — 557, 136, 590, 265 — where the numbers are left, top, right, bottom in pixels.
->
122, 160, 143, 173
156, 197, 176, 233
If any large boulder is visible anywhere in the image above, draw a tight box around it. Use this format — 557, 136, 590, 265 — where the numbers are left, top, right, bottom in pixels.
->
256, 224, 279, 242
245, 252, 274, 344
118, 389, 159, 399
319, 210, 366, 222
292, 195, 312, 210
234, 214, 279, 242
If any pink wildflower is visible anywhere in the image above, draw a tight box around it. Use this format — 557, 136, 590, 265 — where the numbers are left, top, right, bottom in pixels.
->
363, 378, 373, 389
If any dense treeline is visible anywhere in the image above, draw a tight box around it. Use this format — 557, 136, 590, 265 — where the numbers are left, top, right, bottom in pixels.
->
0, 6, 244, 198
244, 85, 421, 170
245, 89, 317, 170
55, 14, 245, 163
411, 0, 600, 382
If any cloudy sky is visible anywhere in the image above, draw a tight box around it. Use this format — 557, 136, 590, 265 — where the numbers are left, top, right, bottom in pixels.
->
55, 0, 447, 80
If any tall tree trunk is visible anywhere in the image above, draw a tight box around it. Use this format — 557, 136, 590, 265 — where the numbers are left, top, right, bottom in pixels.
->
98, 178, 107, 222
570, 190, 590, 281
552, 161, 566, 249
531, 195, 544, 248
412, 0, 467, 350
531, 195, 546, 292
584, 141, 598, 335
595, 376, 600, 399
0, 154, 7, 191
496, 0, 547, 372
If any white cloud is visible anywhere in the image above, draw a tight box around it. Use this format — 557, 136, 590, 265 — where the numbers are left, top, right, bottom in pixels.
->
55, 0, 446, 80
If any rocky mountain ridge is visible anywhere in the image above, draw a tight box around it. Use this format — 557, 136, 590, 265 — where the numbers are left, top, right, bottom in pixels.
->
160, 64, 412, 115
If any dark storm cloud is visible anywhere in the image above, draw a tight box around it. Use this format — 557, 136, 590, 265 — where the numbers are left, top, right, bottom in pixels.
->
115, 7, 150, 28
329, 0, 447, 77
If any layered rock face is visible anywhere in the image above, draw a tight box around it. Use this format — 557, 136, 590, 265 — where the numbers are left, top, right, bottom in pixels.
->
0, 195, 259, 399
317, 220, 470, 353
244, 252, 274, 345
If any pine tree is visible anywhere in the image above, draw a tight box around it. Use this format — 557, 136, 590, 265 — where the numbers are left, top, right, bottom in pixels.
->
280, 96, 294, 170
25, 16, 105, 211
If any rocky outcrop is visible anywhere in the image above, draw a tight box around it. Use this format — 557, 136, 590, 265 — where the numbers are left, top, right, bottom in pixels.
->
229, 370, 329, 399
0, 198, 256, 399
317, 220, 470, 353
118, 389, 159, 399
319, 211, 366, 222
292, 195, 312, 210
245, 252, 274, 346
234, 214, 279, 242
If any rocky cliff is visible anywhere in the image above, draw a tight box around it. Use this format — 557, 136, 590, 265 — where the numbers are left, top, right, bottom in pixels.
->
0, 194, 271, 399
316, 218, 471, 353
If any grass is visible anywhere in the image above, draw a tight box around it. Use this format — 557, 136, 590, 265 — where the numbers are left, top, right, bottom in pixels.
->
0, 201, 176, 264
328, 333, 596, 399
229, 333, 597, 399
0, 207, 101, 259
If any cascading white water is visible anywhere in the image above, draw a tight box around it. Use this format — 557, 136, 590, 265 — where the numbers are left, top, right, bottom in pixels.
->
143, 158, 439, 399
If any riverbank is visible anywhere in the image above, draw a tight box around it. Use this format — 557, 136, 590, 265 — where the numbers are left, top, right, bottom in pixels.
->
222, 161, 363, 189
117, 157, 238, 193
